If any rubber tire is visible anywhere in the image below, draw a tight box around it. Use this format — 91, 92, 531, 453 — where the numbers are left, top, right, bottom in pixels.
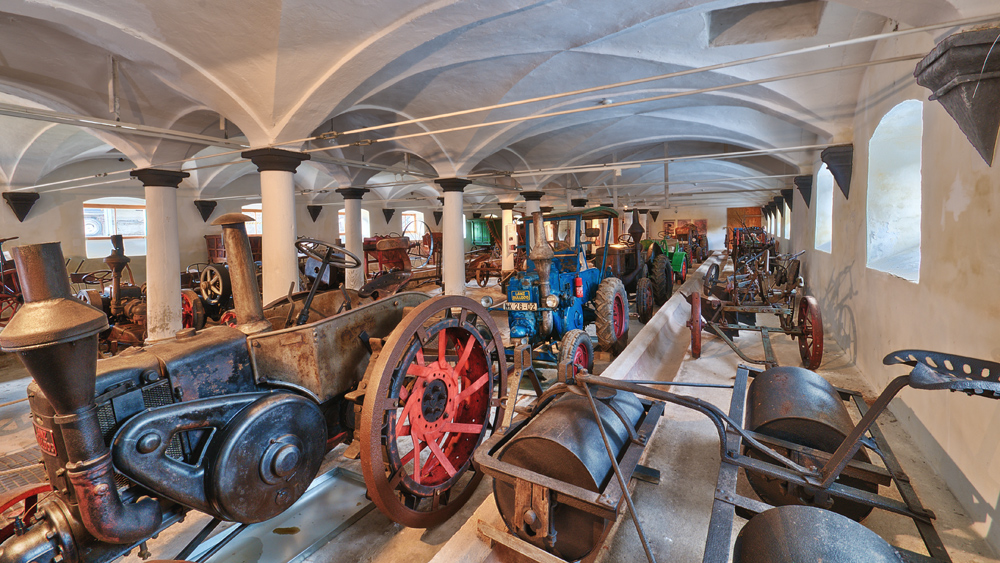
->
677, 259, 688, 284
651, 254, 673, 306
635, 277, 654, 324
596, 277, 629, 354
559, 329, 594, 375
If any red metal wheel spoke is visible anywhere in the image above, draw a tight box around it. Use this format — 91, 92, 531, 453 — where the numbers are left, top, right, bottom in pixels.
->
425, 438, 458, 478
395, 397, 418, 438
453, 334, 477, 374
457, 372, 489, 403
442, 422, 484, 434
415, 346, 425, 366
438, 329, 448, 366
407, 363, 431, 378
410, 435, 423, 485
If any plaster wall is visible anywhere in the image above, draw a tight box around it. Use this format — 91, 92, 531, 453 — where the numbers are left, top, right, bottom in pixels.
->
792, 28, 1000, 553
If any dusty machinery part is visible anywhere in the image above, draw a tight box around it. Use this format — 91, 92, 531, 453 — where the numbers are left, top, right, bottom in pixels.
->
744, 366, 878, 522
0, 483, 53, 543
360, 295, 506, 527
199, 264, 232, 306
733, 505, 902, 563
798, 296, 823, 370
295, 238, 362, 270
475, 261, 490, 287
651, 253, 673, 306
493, 390, 645, 561
635, 277, 654, 324
703, 263, 720, 295
559, 329, 594, 375
77, 288, 106, 309
180, 289, 206, 330
80, 269, 113, 285
595, 277, 629, 354
0, 294, 19, 327
687, 292, 702, 358
219, 309, 238, 327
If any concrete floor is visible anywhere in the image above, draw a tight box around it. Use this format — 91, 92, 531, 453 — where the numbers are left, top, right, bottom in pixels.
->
1, 266, 998, 562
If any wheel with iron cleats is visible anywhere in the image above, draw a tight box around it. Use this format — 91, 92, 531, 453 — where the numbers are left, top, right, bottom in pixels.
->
635, 277, 654, 323
559, 329, 594, 375
180, 289, 206, 330
797, 295, 823, 369
360, 295, 506, 528
595, 277, 629, 354
687, 292, 702, 358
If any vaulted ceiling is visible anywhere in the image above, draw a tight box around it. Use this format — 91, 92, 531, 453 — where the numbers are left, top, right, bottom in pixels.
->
0, 0, 995, 213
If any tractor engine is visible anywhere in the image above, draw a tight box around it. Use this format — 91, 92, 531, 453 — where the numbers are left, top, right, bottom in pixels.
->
0, 231, 325, 563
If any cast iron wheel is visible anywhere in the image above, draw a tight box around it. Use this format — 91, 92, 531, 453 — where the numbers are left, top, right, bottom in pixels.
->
797, 296, 823, 369
595, 277, 629, 354
295, 238, 362, 270
559, 329, 594, 375
687, 292, 702, 358
199, 264, 232, 306
703, 263, 720, 295
651, 254, 672, 306
0, 483, 52, 543
219, 309, 238, 327
360, 295, 506, 528
635, 277, 654, 323
475, 262, 490, 287
180, 289, 206, 330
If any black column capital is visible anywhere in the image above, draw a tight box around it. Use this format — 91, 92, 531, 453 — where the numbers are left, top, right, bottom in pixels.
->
540, 206, 554, 214
336, 187, 370, 200
130, 168, 189, 188
571, 198, 588, 208
498, 202, 517, 211
521, 191, 544, 202
241, 148, 310, 173
435, 178, 471, 192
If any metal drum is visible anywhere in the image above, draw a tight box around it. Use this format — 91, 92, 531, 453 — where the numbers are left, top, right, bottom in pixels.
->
493, 389, 643, 561
745, 366, 878, 521
734, 505, 901, 563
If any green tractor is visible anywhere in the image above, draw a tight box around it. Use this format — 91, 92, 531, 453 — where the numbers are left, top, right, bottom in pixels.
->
641, 232, 689, 303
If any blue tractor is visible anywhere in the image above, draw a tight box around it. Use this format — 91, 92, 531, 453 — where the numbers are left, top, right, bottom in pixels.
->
500, 207, 629, 373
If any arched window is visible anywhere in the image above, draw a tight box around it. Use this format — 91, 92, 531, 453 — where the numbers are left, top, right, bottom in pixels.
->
401, 210, 425, 239
338, 208, 371, 240
83, 197, 146, 258
867, 100, 922, 282
814, 164, 834, 252
242, 203, 263, 234
783, 202, 791, 239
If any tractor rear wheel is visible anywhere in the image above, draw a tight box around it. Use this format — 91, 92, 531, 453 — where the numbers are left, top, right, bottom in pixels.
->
636, 277, 654, 323
651, 254, 672, 306
596, 277, 629, 354
559, 329, 594, 375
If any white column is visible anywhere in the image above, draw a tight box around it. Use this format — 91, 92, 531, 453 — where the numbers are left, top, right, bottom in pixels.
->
132, 169, 186, 342
339, 189, 366, 290
500, 203, 517, 272
435, 179, 470, 295
243, 149, 310, 305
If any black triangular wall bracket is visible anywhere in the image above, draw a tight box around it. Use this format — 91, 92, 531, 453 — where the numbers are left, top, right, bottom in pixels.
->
793, 176, 812, 209
3, 192, 40, 222
432, 211, 443, 225
307, 205, 322, 222
649, 210, 659, 222
915, 27, 1000, 166
193, 200, 217, 222
821, 144, 853, 199
382, 208, 395, 223
781, 189, 794, 211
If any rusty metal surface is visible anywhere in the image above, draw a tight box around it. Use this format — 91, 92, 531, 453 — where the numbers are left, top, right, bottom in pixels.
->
212, 213, 270, 334
733, 505, 902, 563
149, 325, 257, 402
249, 291, 429, 402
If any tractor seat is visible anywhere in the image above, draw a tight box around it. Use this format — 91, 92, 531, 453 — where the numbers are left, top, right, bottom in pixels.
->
359, 270, 411, 299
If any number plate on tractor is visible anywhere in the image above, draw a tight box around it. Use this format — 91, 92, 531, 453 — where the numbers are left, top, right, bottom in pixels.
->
503, 302, 537, 311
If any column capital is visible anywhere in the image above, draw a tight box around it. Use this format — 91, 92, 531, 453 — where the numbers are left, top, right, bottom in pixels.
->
241, 148, 311, 173
570, 198, 588, 208
130, 168, 189, 188
336, 187, 370, 200
540, 206, 554, 214
435, 178, 471, 192
498, 202, 517, 211
521, 190, 544, 202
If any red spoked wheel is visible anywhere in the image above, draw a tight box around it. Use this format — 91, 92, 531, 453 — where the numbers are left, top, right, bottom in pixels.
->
687, 292, 702, 358
180, 289, 206, 330
797, 296, 823, 369
0, 483, 52, 543
360, 295, 506, 527
219, 310, 238, 327
0, 294, 21, 327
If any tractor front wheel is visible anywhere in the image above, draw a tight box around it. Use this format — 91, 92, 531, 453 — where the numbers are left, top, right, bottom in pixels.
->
651, 254, 673, 305
636, 277, 654, 323
596, 277, 629, 354
559, 329, 594, 375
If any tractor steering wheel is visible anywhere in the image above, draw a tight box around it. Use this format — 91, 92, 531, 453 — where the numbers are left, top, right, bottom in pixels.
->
295, 238, 362, 270
617, 234, 636, 247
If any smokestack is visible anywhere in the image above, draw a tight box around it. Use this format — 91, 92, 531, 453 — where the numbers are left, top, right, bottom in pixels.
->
528, 212, 554, 339
0, 242, 161, 544
211, 213, 271, 334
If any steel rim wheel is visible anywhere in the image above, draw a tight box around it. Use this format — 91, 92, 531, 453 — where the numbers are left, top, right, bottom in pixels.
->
180, 289, 206, 330
199, 265, 231, 306
704, 263, 719, 295
0, 483, 52, 543
360, 295, 505, 527
688, 292, 702, 358
475, 263, 490, 287
797, 296, 823, 369
219, 310, 238, 327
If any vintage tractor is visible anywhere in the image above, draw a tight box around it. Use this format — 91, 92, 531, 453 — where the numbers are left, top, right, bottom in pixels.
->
597, 210, 664, 323
499, 207, 629, 374
0, 213, 508, 563
641, 232, 688, 301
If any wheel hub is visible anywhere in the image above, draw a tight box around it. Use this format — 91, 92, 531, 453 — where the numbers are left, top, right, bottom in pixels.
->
408, 368, 459, 437
420, 379, 450, 423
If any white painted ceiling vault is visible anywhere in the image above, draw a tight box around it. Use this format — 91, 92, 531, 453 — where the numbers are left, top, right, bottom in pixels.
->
0, 0, 997, 215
